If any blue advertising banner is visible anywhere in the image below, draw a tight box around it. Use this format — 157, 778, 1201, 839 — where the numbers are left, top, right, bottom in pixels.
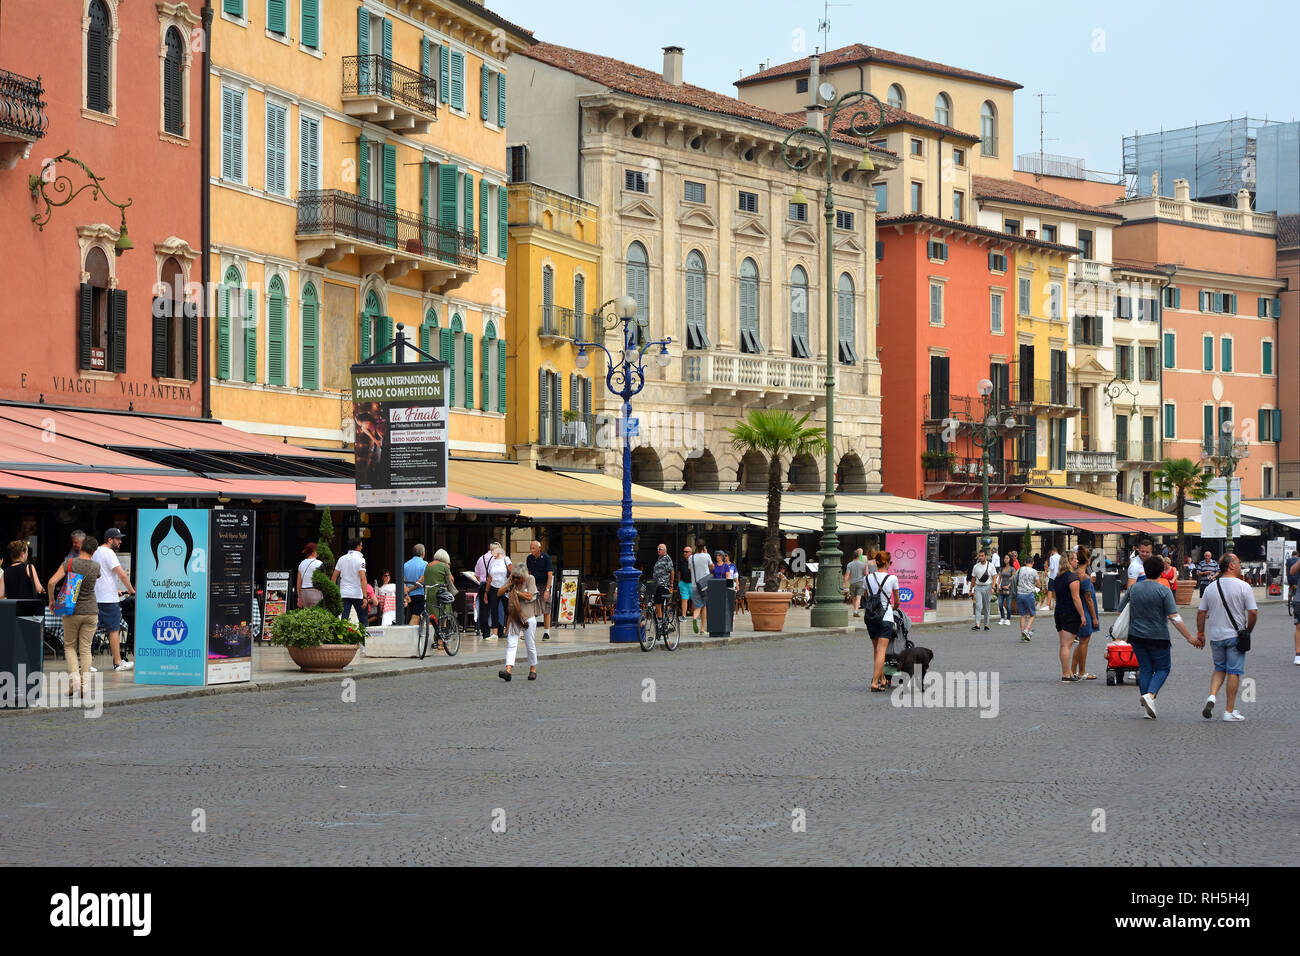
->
134, 509, 209, 686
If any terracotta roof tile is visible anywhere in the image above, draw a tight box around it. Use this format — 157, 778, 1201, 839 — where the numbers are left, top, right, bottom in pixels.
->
445, 1, 534, 41
972, 175, 1123, 220
736, 42, 1021, 91
519, 42, 894, 151
878, 214, 1079, 256
1278, 213, 1299, 249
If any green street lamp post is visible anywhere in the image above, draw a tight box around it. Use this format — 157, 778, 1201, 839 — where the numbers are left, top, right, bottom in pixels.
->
780, 89, 882, 628
963, 378, 1018, 555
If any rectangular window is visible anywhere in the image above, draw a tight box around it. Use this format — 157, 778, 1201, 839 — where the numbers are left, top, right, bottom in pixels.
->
990, 292, 1003, 333
910, 138, 923, 156
952, 147, 965, 167
299, 115, 320, 192
220, 86, 245, 183
1017, 277, 1030, 315
835, 209, 854, 230
788, 201, 808, 222
508, 144, 527, 183
1078, 229, 1093, 259
683, 180, 706, 203
988, 252, 1007, 272
1199, 290, 1211, 312
1042, 224, 1058, 243
1140, 346, 1158, 381
910, 181, 922, 213
1258, 296, 1269, 317
1004, 219, 1020, 236
795, 77, 809, 94
1117, 345, 1133, 380
1164, 402, 1176, 440
1048, 283, 1062, 319
264, 102, 287, 195
1162, 286, 1180, 309
1262, 340, 1274, 375
1116, 295, 1132, 319
952, 190, 964, 220
873, 182, 887, 212
1264, 466, 1274, 497
1203, 405, 1214, 454
1203, 334, 1214, 371
1221, 336, 1233, 372
929, 282, 943, 326
927, 240, 948, 262
1260, 408, 1274, 442
737, 190, 758, 214
624, 169, 648, 193
1163, 331, 1176, 369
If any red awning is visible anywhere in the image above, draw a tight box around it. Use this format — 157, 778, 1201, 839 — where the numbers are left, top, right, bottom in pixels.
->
0, 471, 108, 499
13, 470, 231, 498
0, 418, 158, 469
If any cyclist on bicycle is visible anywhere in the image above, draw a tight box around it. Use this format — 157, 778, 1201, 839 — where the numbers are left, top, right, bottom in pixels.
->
652, 543, 675, 622
422, 549, 456, 645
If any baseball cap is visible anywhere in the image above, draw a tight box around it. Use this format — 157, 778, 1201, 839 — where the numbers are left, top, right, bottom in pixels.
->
104, 527, 124, 541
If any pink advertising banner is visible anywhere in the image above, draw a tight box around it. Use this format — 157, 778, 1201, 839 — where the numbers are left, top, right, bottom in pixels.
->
885, 533, 927, 623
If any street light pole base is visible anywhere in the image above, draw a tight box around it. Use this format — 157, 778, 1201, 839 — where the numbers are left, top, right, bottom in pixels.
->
810, 602, 848, 628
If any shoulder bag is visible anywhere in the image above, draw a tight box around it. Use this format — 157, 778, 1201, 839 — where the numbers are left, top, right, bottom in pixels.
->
1215, 579, 1251, 652
57, 560, 84, 616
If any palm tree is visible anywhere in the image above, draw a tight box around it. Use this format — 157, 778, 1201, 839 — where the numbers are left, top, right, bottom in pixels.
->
1153, 458, 1211, 569
726, 410, 827, 592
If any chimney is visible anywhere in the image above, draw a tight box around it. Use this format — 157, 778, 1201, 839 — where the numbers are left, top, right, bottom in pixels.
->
808, 52, 820, 108
662, 46, 683, 87
1173, 178, 1190, 203
1236, 188, 1252, 211
1027, 228, 1037, 239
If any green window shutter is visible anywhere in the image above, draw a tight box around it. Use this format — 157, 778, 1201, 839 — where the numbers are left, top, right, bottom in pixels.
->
439, 45, 449, 104
382, 17, 392, 60
1258, 296, 1267, 318
480, 335, 490, 409
498, 186, 508, 260
438, 163, 459, 260
479, 180, 489, 254
78, 284, 94, 370
1164, 404, 1175, 439
1229, 293, 1237, 314
183, 300, 198, 381
107, 290, 127, 374
1203, 336, 1213, 371
464, 332, 474, 408
498, 73, 506, 127
244, 289, 257, 382
379, 315, 393, 362
1272, 297, 1282, 318
268, 289, 285, 386
1273, 409, 1282, 443
480, 64, 490, 120
421, 37, 431, 80
224, 0, 243, 17
1221, 337, 1232, 372
301, 0, 318, 48
1163, 332, 1175, 368
463, 172, 474, 234
268, 0, 286, 34
1263, 340, 1273, 375
419, 318, 431, 355
497, 339, 507, 414
217, 286, 231, 379
439, 327, 453, 399
450, 51, 464, 110
357, 7, 370, 94
152, 297, 168, 378
301, 294, 318, 390
360, 311, 372, 362
382, 143, 397, 247
358, 133, 369, 201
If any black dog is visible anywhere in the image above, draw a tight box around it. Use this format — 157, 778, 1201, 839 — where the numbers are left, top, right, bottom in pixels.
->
896, 646, 934, 685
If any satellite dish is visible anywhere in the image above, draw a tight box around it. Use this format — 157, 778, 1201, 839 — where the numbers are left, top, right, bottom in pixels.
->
818, 81, 836, 104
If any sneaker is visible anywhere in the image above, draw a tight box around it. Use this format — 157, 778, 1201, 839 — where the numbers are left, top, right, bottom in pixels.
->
1202, 696, 1216, 719
1294, 654, 1300, 665
113, 660, 134, 672
1142, 710, 1154, 719
89, 666, 98, 673
983, 625, 990, 631
1020, 631, 1031, 642
971, 625, 980, 631
542, 632, 550, 641
1223, 711, 1245, 721
1140, 692, 1157, 719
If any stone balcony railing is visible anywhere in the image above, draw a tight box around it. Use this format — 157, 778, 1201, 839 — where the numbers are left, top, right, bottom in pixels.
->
683, 350, 834, 404
1066, 449, 1117, 475
1116, 195, 1276, 236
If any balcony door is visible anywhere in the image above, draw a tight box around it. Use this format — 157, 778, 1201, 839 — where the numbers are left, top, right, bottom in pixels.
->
930, 354, 949, 420
1142, 415, 1155, 461
1079, 386, 1093, 450
1018, 344, 1034, 402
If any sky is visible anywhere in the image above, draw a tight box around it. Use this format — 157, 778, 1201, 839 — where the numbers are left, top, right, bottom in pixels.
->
488, 0, 1299, 175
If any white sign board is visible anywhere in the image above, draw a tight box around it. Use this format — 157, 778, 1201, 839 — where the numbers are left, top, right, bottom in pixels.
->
1199, 477, 1241, 538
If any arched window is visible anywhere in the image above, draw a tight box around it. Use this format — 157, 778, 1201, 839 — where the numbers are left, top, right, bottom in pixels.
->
444, 313, 472, 408
789, 266, 810, 358
361, 290, 391, 365
163, 27, 185, 135
886, 84, 904, 111
216, 265, 247, 381
151, 256, 191, 380
934, 92, 951, 127
837, 273, 858, 365
738, 258, 761, 354
87, 0, 111, 114
301, 282, 320, 390
419, 305, 438, 355
981, 101, 998, 157
79, 246, 124, 373
684, 250, 709, 350
541, 264, 555, 333
626, 241, 649, 343
267, 275, 286, 386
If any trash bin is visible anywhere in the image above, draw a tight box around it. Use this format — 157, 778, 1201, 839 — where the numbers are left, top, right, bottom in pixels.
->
705, 578, 735, 637
0, 599, 45, 709
1102, 571, 1121, 613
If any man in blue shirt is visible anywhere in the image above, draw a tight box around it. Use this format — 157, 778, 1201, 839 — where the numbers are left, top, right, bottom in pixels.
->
403, 544, 428, 625
1196, 549, 1219, 595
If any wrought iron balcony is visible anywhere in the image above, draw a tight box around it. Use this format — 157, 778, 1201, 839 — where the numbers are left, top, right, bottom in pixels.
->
1066, 449, 1117, 475
538, 306, 594, 346
923, 456, 1028, 498
1117, 439, 1160, 466
296, 190, 476, 291
538, 410, 599, 450
0, 68, 47, 170
342, 55, 437, 134
1014, 378, 1079, 417
683, 350, 833, 406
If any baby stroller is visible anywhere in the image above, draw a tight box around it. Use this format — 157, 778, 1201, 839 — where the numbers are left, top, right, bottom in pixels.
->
881, 610, 914, 684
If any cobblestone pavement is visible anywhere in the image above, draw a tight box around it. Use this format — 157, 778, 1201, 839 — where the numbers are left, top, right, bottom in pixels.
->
2, 604, 1297, 866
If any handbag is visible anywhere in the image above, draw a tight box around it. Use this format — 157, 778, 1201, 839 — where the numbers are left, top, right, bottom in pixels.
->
1215, 579, 1251, 652
1108, 601, 1130, 642
57, 560, 84, 615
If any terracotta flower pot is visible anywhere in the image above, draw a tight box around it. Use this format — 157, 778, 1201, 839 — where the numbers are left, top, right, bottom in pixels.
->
1174, 579, 1197, 606
746, 590, 793, 632
286, 643, 359, 672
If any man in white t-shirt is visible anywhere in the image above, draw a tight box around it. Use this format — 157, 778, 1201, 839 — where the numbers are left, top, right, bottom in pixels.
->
332, 539, 369, 625
93, 528, 136, 671
1044, 548, 1061, 611
1127, 538, 1153, 589
968, 550, 994, 631
1197, 553, 1257, 721
990, 550, 1001, 571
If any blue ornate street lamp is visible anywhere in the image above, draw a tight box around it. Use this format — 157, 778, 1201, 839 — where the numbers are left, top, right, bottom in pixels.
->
574, 295, 672, 643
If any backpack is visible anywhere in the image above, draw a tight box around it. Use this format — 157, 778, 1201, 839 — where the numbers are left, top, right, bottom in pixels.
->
864, 573, 893, 627
57, 560, 84, 616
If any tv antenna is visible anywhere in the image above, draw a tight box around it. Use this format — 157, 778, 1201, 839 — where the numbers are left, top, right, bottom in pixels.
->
818, 0, 852, 52
1034, 92, 1058, 180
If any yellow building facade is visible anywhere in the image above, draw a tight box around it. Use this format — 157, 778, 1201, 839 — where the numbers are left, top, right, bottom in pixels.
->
208, 0, 532, 456
504, 182, 605, 466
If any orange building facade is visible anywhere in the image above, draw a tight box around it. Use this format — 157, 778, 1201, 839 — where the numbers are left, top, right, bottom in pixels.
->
0, 0, 205, 417
1111, 182, 1285, 498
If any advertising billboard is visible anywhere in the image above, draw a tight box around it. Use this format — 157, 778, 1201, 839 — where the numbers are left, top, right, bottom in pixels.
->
207, 510, 255, 685
350, 363, 449, 509
885, 533, 927, 624
134, 509, 209, 686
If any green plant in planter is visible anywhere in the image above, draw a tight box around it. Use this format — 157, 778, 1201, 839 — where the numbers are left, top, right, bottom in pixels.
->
312, 506, 341, 615
271, 606, 366, 648
562, 409, 579, 423
920, 450, 955, 471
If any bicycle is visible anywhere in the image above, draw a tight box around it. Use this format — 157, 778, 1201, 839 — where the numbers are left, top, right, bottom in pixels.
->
417, 587, 460, 658
639, 584, 680, 652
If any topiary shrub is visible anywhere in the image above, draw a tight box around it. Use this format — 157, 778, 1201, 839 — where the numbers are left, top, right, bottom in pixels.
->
313, 506, 342, 616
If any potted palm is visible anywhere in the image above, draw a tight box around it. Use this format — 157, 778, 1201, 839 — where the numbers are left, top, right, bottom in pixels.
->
726, 409, 827, 631
1153, 458, 1211, 605
270, 606, 366, 672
